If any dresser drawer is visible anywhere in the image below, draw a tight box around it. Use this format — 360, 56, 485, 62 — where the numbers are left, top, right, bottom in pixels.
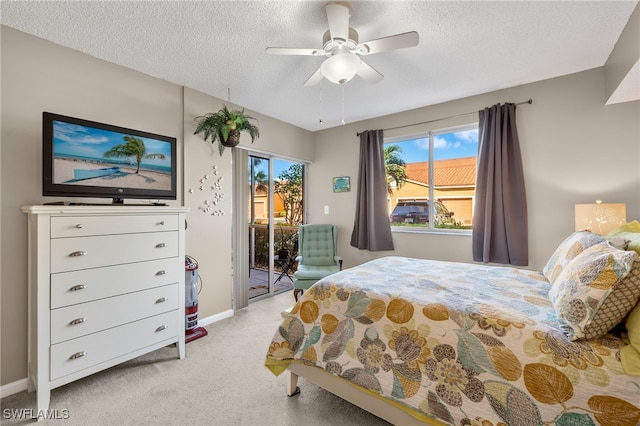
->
51, 231, 178, 273
50, 311, 179, 380
51, 214, 180, 238
51, 258, 181, 309
51, 284, 179, 344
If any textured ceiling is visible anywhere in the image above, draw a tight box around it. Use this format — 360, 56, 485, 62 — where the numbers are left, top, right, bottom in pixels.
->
1, 1, 637, 131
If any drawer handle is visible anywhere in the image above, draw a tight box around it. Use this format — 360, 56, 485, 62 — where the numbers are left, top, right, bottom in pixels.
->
155, 243, 166, 248
155, 297, 168, 304
75, 224, 84, 229
69, 251, 87, 257
155, 325, 168, 332
69, 284, 87, 291
69, 351, 87, 360
69, 318, 87, 326
156, 270, 167, 276
158, 221, 165, 226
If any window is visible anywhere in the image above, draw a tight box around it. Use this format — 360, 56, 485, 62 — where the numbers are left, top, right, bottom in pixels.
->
385, 124, 478, 232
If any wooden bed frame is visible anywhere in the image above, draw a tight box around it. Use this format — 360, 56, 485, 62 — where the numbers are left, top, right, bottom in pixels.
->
286, 362, 445, 426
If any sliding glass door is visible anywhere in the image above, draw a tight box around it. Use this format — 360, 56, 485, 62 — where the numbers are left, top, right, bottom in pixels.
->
248, 155, 304, 300
248, 155, 270, 299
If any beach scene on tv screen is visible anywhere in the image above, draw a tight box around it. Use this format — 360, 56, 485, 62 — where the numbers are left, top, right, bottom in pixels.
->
52, 120, 173, 191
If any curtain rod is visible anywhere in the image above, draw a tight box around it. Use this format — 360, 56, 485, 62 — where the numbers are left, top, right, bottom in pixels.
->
356, 99, 533, 136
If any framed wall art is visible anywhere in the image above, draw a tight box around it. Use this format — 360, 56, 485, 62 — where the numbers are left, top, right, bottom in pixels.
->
332, 176, 350, 193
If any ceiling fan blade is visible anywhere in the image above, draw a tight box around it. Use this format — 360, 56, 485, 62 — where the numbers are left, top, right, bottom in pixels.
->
357, 31, 419, 55
266, 47, 324, 56
357, 60, 383, 84
326, 2, 351, 43
303, 68, 324, 87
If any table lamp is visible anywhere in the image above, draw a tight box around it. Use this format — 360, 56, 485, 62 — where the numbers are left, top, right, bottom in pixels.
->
575, 201, 626, 235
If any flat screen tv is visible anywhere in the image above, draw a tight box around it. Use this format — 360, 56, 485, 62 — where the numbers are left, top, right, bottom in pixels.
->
42, 112, 177, 204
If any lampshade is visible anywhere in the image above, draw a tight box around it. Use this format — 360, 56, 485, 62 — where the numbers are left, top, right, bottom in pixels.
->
321, 52, 361, 85
575, 202, 626, 235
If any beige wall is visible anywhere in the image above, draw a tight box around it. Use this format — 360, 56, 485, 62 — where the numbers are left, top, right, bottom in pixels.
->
309, 68, 640, 272
182, 88, 235, 318
0, 26, 313, 387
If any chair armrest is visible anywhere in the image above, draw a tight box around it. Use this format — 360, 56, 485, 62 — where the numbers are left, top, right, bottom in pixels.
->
296, 255, 303, 262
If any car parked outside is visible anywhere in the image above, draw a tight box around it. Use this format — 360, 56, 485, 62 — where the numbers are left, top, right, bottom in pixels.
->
390, 200, 456, 226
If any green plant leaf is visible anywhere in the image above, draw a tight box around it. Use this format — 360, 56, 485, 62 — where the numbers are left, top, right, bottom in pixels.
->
193, 104, 259, 155
221, 126, 230, 141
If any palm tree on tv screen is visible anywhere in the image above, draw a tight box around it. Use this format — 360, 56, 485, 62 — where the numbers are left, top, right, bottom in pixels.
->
103, 136, 165, 174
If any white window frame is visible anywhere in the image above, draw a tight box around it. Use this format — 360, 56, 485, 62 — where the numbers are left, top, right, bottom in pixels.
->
385, 123, 478, 235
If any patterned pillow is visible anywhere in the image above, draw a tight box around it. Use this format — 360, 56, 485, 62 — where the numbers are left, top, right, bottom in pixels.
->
620, 302, 640, 375
548, 241, 640, 340
542, 231, 606, 283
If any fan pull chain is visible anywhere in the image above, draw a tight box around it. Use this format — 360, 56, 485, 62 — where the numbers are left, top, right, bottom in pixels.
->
341, 84, 345, 125
319, 85, 323, 125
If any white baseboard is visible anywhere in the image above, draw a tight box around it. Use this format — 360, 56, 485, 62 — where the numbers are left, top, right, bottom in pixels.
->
0, 309, 234, 399
197, 309, 234, 327
0, 377, 28, 399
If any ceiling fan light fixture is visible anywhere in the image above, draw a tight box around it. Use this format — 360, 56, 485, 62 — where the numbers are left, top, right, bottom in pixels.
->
266, 2, 419, 86
321, 52, 361, 85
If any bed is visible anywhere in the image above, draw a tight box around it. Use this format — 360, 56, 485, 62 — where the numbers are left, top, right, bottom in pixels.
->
265, 231, 640, 425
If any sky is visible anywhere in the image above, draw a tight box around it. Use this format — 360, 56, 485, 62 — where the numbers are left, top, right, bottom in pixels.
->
388, 129, 479, 163
251, 157, 298, 180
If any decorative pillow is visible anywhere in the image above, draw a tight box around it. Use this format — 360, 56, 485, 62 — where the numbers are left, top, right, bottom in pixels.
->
607, 221, 640, 255
608, 220, 640, 234
548, 241, 640, 340
542, 231, 606, 284
621, 303, 640, 375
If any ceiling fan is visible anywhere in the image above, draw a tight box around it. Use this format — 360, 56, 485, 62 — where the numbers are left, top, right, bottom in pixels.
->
266, 2, 419, 86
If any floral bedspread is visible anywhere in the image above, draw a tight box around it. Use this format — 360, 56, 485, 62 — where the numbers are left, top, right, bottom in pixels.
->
265, 256, 640, 426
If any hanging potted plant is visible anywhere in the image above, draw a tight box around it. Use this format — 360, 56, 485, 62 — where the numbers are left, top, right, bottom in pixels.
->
194, 105, 260, 155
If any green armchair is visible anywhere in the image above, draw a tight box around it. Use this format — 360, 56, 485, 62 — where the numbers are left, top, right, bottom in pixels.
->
293, 224, 342, 301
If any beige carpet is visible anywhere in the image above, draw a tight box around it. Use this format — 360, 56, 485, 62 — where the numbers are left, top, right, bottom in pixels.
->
1, 292, 391, 426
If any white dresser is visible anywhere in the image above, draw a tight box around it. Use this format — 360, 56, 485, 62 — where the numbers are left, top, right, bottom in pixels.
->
21, 205, 189, 415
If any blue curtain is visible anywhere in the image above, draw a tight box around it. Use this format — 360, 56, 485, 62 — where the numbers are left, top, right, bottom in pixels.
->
472, 103, 528, 265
